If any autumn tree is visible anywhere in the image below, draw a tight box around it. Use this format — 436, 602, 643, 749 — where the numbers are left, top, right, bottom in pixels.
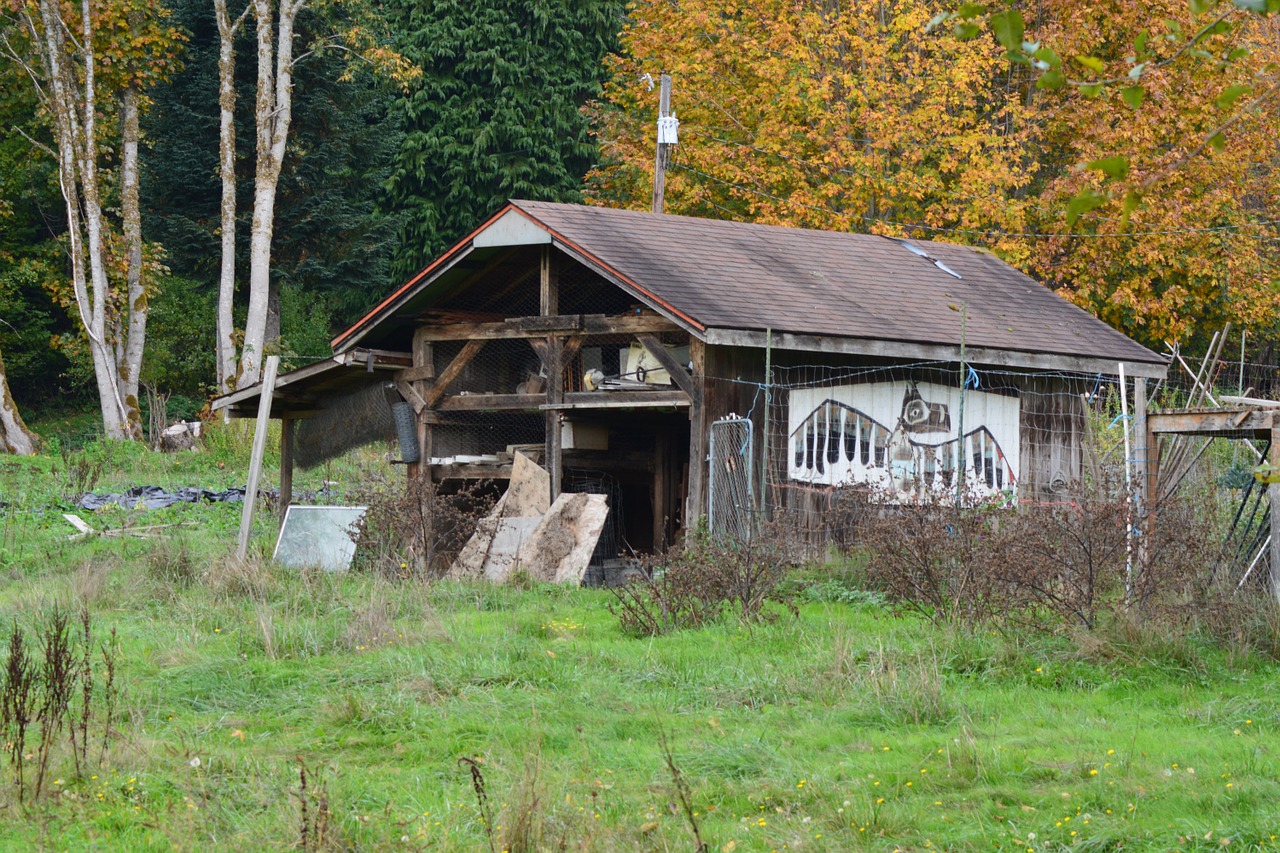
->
1017, 0, 1280, 344
0, 345, 36, 454
588, 0, 1037, 257
1, 0, 182, 439
0, 205, 38, 455
589, 0, 1280, 347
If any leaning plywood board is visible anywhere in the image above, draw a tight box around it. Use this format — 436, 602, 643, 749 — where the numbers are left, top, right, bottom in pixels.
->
515, 493, 609, 585
447, 451, 550, 580
500, 451, 550, 517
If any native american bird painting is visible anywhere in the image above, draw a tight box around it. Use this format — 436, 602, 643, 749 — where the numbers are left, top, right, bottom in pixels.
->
787, 381, 1020, 501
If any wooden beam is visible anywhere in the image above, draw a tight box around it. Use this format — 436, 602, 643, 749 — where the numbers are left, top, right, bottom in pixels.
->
513, 314, 580, 334
395, 364, 437, 384
237, 356, 279, 561
395, 379, 429, 414
653, 430, 669, 551
424, 339, 485, 408
546, 390, 691, 410
540, 246, 558, 316
636, 333, 695, 397
409, 327, 434, 479
437, 393, 545, 412
1148, 409, 1277, 437
701, 327, 1168, 379
1133, 379, 1149, 583
1272, 420, 1280, 603
415, 313, 681, 342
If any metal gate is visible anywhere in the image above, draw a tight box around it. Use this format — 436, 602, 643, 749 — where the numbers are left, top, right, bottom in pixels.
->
708, 416, 754, 542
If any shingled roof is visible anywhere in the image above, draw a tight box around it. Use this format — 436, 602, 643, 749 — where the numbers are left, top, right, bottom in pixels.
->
334, 200, 1166, 375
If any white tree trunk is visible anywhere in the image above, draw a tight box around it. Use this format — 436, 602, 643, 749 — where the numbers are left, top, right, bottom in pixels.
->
15, 0, 135, 440
75, 0, 129, 440
215, 0, 247, 394
237, 0, 302, 390
119, 85, 146, 438
0, 348, 37, 456
6, 0, 171, 441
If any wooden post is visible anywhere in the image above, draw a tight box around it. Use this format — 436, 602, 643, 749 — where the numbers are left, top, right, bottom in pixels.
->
1270, 414, 1280, 603
653, 430, 669, 551
541, 247, 562, 499
651, 73, 673, 214
686, 337, 706, 524
279, 416, 294, 523
540, 245, 557, 316
545, 336, 563, 500
236, 355, 279, 561
409, 327, 434, 480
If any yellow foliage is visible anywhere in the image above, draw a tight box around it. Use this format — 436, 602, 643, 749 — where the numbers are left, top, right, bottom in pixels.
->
588, 0, 1280, 346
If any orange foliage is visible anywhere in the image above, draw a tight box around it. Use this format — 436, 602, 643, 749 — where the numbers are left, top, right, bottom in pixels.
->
587, 0, 1280, 347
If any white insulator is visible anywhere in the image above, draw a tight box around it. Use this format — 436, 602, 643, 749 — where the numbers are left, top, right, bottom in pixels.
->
657, 114, 679, 145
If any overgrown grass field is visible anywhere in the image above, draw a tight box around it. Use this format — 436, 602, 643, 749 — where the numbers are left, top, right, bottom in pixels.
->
0, 425, 1277, 851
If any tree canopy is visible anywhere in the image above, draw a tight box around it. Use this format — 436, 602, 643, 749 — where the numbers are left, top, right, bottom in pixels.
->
587, 0, 1280, 348
384, 0, 622, 277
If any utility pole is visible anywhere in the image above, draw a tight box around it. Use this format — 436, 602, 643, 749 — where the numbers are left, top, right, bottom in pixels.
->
652, 73, 676, 214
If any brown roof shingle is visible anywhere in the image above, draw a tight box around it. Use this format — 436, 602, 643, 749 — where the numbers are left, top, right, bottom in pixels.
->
513, 200, 1163, 367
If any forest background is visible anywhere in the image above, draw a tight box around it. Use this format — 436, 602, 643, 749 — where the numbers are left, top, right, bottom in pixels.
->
2, 0, 1279, 441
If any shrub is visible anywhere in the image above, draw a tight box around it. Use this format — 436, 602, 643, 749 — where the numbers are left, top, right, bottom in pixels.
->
852, 478, 1224, 633
353, 477, 495, 580
608, 528, 795, 636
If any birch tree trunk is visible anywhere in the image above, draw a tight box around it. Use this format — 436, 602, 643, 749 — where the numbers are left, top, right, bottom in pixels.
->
214, 0, 248, 394
119, 85, 146, 437
0, 348, 38, 456
74, 0, 130, 440
237, 0, 303, 390
4, 0, 178, 440
33, 0, 129, 438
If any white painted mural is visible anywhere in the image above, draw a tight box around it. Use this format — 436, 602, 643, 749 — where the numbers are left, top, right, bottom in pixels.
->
787, 381, 1020, 501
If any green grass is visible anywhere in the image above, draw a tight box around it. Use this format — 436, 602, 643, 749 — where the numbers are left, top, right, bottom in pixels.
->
0, 432, 1278, 851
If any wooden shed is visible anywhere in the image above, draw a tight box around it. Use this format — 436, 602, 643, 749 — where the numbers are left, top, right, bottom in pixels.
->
215, 200, 1168, 553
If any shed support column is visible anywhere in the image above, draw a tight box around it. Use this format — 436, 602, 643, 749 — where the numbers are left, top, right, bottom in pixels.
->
653, 431, 669, 552
409, 328, 434, 480
541, 247, 562, 500
279, 417, 294, 523
1270, 415, 1280, 602
545, 335, 563, 501
686, 338, 706, 525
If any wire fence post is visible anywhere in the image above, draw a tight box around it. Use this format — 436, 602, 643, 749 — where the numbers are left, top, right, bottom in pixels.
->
761, 327, 772, 519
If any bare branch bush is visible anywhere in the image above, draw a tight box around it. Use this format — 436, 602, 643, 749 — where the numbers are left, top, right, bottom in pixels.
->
352, 478, 496, 580
609, 526, 796, 637
850, 475, 1228, 634
857, 487, 1008, 627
